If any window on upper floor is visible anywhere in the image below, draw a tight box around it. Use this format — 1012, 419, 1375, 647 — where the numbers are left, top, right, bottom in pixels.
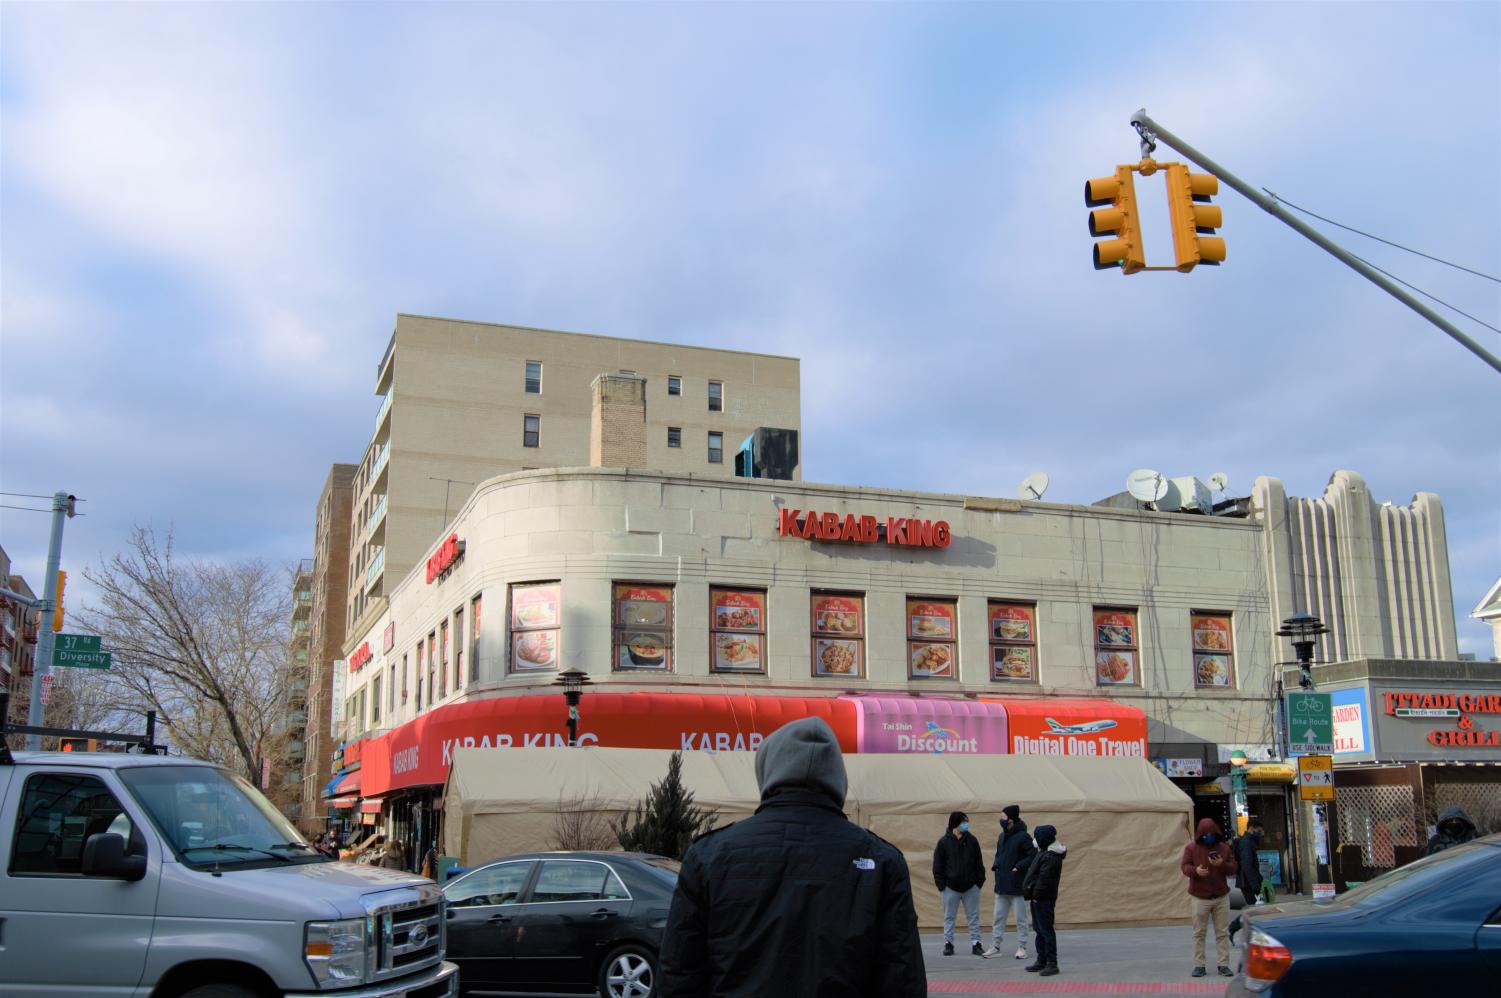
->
667, 376, 681, 396
707, 431, 723, 464
525, 361, 542, 394
667, 426, 681, 448
708, 381, 723, 411
524, 414, 540, 448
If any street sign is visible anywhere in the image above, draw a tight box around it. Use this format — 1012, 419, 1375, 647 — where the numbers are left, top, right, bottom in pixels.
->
56, 633, 101, 654
1298, 754, 1335, 801
54, 648, 111, 670
1287, 691, 1334, 753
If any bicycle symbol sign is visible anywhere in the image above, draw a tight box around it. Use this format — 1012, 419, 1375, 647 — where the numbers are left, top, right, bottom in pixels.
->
1287, 692, 1334, 753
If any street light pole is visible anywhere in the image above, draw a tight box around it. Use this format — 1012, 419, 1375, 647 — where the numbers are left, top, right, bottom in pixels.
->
1276, 613, 1332, 898
26, 492, 74, 750
553, 669, 592, 746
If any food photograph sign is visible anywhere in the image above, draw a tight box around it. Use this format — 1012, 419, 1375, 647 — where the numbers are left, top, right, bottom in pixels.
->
711, 588, 765, 673
616, 584, 672, 670
1094, 610, 1137, 686
811, 594, 862, 677
509, 583, 561, 673
990, 603, 1036, 681
907, 599, 956, 679
1191, 613, 1234, 688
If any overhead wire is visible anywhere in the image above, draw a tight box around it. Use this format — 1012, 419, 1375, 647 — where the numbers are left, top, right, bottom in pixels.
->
1272, 193, 1501, 283
1348, 253, 1501, 336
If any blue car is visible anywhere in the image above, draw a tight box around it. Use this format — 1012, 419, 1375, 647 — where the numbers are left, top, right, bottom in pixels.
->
1228, 834, 1501, 995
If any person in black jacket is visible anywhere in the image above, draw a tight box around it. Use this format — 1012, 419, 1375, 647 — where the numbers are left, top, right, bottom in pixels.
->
1021, 823, 1066, 977
984, 804, 1037, 959
1427, 805, 1480, 855
658, 717, 926, 997
933, 810, 986, 956
1227, 819, 1265, 946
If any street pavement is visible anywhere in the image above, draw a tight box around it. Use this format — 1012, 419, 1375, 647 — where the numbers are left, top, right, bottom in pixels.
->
921, 925, 1238, 996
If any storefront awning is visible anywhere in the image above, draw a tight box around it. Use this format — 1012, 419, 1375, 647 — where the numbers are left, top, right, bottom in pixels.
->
359, 798, 385, 814
846, 695, 1009, 754
331, 771, 360, 796
980, 698, 1149, 758
326, 795, 359, 808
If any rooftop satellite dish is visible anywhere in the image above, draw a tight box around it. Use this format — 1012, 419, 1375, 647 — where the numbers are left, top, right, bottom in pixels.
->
1126, 468, 1168, 504
1017, 471, 1050, 501
1209, 472, 1229, 493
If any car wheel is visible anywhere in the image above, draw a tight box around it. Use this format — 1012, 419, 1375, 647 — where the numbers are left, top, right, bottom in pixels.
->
598, 943, 657, 998
178, 985, 261, 998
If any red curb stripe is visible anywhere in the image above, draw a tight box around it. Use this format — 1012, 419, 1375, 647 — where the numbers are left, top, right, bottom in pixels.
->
926, 983, 1228, 995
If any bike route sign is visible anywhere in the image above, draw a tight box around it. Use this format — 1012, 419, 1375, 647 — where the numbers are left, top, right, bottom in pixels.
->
1287, 691, 1334, 754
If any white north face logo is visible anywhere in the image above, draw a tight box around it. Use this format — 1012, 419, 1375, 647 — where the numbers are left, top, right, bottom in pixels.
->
853, 858, 875, 870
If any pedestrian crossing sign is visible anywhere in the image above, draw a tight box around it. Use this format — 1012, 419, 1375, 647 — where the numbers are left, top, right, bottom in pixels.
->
1297, 755, 1335, 801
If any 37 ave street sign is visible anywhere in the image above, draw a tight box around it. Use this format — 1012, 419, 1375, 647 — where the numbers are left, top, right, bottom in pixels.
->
54, 633, 110, 670
1287, 691, 1334, 754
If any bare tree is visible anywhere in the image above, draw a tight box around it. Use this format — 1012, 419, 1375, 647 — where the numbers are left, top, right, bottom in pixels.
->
78, 527, 293, 786
550, 793, 620, 852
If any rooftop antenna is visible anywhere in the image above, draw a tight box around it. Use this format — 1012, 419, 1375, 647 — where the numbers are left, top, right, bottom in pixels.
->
1017, 471, 1050, 501
1126, 468, 1168, 507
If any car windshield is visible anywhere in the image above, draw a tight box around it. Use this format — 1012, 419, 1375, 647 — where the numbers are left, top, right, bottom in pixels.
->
119, 765, 320, 867
1331, 840, 1490, 908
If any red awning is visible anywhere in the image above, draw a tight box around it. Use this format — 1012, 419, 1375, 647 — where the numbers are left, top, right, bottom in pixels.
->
980, 697, 1149, 758
359, 798, 385, 814
326, 795, 359, 808
332, 771, 360, 795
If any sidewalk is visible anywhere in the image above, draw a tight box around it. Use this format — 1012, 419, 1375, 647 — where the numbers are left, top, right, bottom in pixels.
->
922, 925, 1238, 996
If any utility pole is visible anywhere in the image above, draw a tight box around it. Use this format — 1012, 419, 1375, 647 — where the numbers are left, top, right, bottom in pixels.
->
27, 492, 75, 750
1130, 109, 1501, 376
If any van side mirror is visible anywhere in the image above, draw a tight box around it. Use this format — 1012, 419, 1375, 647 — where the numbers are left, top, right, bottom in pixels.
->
82, 832, 147, 882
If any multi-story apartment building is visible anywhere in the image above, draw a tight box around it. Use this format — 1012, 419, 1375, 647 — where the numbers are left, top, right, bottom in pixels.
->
299, 463, 356, 831
342, 314, 802, 651
0, 545, 39, 740
276, 560, 313, 819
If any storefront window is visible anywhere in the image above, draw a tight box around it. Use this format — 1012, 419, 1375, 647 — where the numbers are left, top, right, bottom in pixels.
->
988, 601, 1038, 682
614, 584, 672, 671
470, 594, 482, 682
811, 592, 863, 678
710, 588, 766, 673
510, 583, 562, 673
1093, 608, 1140, 686
1191, 612, 1235, 688
907, 597, 957, 679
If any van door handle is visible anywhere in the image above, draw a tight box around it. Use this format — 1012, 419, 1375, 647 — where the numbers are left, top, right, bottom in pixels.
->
590, 908, 618, 920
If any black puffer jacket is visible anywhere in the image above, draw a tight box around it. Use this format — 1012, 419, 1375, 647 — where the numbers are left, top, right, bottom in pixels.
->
934, 830, 985, 893
992, 819, 1037, 895
659, 718, 926, 998
1235, 834, 1264, 898
1022, 827, 1066, 903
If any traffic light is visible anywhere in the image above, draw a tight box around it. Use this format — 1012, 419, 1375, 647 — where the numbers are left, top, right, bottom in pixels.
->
1164, 163, 1226, 270
52, 570, 66, 633
1086, 167, 1145, 274
59, 738, 98, 753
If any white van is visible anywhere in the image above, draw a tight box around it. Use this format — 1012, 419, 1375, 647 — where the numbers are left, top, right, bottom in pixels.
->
0, 749, 457, 998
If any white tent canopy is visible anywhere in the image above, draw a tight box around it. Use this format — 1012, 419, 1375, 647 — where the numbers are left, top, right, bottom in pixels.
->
444, 747, 1193, 927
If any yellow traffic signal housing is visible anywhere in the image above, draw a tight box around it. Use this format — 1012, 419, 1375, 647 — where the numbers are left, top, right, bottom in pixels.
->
1165, 163, 1226, 271
52, 570, 66, 633
1086, 168, 1146, 273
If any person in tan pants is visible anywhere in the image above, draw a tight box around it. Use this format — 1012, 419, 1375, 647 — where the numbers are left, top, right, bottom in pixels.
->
1180, 817, 1238, 978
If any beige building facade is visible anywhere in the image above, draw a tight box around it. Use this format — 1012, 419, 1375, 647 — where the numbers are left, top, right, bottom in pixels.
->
343, 314, 801, 653
297, 463, 356, 831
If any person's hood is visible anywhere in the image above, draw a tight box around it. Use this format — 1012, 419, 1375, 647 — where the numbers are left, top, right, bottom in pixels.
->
755, 716, 848, 806
1046, 841, 1067, 855
1196, 818, 1223, 840
1003, 816, 1030, 836
1033, 824, 1057, 849
948, 810, 968, 831
1437, 805, 1477, 834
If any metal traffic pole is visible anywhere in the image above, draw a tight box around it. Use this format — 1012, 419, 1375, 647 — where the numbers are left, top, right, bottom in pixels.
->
1130, 109, 1501, 376
26, 492, 74, 750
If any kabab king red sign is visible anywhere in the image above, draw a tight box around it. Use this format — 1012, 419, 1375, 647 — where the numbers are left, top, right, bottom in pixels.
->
778, 508, 951, 549
426, 533, 465, 583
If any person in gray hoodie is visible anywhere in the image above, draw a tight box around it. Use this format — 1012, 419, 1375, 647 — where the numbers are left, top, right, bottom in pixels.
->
658, 717, 926, 997
1427, 804, 1481, 855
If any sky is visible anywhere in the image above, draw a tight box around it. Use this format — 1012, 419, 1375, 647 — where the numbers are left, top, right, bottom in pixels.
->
1, 2, 1498, 654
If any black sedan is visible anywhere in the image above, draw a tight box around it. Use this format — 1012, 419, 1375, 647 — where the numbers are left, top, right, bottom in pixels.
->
444, 851, 678, 998
1227, 834, 1501, 996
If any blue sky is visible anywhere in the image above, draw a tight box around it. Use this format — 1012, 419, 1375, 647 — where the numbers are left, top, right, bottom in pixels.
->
2, 2, 1497, 653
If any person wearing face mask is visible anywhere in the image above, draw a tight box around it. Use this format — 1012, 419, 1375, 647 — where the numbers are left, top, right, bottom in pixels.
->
933, 811, 985, 956
1227, 819, 1266, 946
1180, 817, 1238, 979
983, 804, 1036, 960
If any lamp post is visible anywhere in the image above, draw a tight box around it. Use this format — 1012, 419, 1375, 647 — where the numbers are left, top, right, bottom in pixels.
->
553, 669, 592, 747
1229, 748, 1250, 835
1275, 613, 1331, 899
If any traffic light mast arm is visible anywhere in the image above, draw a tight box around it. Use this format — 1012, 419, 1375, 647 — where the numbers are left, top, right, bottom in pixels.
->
1131, 108, 1501, 376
